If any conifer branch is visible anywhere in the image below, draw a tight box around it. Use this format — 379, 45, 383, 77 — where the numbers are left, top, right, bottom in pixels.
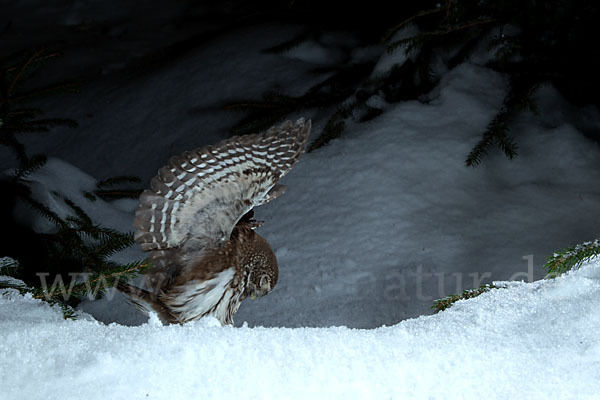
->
6, 108, 42, 119
94, 176, 143, 200
9, 82, 79, 103
94, 189, 143, 200
1, 48, 144, 318
7, 48, 45, 95
63, 198, 93, 226
0, 257, 20, 276
432, 283, 504, 313
465, 112, 518, 167
12, 154, 47, 179
382, 6, 447, 43
21, 195, 68, 229
466, 76, 539, 166
308, 105, 353, 152
544, 239, 600, 277
96, 176, 142, 189
388, 19, 497, 53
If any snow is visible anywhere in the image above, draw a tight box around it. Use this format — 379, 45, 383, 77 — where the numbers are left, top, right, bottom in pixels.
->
14, 64, 600, 328
3, 19, 600, 328
227, 63, 600, 328
1, 259, 599, 399
283, 39, 343, 65
372, 24, 420, 76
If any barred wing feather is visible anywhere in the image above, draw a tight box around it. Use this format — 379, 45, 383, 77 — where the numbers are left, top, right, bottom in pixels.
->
133, 119, 311, 259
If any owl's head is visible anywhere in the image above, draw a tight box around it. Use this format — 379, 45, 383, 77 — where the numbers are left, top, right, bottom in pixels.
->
245, 243, 278, 300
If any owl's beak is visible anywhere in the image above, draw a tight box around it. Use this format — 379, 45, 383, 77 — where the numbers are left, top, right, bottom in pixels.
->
249, 293, 257, 300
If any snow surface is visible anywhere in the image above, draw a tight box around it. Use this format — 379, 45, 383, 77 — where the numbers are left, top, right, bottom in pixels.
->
1, 259, 599, 400
2, 18, 600, 328
13, 62, 600, 329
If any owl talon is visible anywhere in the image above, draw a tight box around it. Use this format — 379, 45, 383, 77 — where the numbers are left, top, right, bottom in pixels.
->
239, 210, 264, 229
249, 220, 264, 229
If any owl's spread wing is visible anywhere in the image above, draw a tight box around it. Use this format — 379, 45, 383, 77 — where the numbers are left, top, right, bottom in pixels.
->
133, 118, 311, 262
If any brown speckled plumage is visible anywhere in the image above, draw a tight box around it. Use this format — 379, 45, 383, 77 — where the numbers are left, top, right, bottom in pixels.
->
118, 119, 310, 325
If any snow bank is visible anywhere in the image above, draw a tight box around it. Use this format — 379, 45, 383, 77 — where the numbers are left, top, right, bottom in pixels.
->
1, 259, 599, 399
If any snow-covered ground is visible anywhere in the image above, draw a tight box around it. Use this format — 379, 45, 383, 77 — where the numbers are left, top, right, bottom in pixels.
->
1, 259, 599, 399
10, 58, 600, 328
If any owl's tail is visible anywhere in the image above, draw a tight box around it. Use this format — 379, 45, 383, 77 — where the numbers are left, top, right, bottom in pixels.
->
117, 281, 179, 325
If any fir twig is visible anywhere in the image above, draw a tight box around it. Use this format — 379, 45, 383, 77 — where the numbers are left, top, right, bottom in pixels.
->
432, 284, 504, 313
388, 19, 497, 53
308, 105, 353, 152
544, 239, 600, 277
94, 189, 143, 200
21, 194, 68, 229
0, 257, 20, 276
94, 175, 142, 201
466, 77, 539, 166
64, 198, 93, 226
96, 176, 142, 189
465, 112, 518, 167
382, 6, 447, 43
12, 154, 47, 179
6, 48, 45, 95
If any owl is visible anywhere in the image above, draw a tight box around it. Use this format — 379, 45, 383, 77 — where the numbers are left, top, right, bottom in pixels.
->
118, 119, 311, 325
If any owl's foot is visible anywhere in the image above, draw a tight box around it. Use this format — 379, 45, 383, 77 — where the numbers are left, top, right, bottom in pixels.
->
249, 220, 264, 229
238, 210, 264, 229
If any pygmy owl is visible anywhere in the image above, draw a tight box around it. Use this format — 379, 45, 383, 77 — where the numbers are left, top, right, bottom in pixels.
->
118, 119, 311, 325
